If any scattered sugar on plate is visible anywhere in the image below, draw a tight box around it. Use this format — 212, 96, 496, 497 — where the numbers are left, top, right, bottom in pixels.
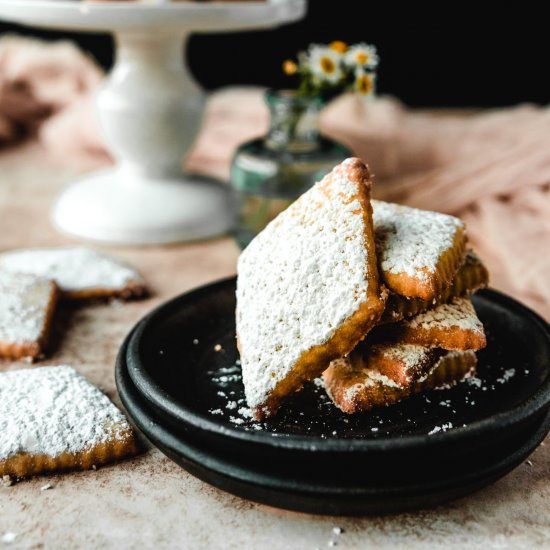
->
467, 376, 482, 388
496, 368, 515, 384
238, 407, 253, 419
428, 422, 453, 435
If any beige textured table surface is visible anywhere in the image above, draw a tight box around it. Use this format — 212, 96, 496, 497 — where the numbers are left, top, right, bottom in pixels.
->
0, 144, 549, 550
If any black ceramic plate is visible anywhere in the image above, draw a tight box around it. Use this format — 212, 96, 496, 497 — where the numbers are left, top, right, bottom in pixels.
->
117, 277, 550, 512
117, 333, 550, 515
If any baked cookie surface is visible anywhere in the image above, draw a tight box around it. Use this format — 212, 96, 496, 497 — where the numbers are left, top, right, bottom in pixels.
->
373, 200, 466, 301
0, 272, 58, 359
324, 348, 477, 414
0, 365, 138, 477
381, 249, 489, 324
377, 296, 486, 351
0, 246, 146, 300
237, 158, 385, 418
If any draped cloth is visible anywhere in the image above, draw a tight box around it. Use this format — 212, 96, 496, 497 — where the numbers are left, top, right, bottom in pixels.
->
1, 36, 549, 320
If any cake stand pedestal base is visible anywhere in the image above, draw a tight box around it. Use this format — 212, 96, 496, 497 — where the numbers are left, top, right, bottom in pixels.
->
52, 169, 234, 245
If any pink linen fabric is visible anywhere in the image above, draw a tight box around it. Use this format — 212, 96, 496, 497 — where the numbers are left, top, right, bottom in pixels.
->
1, 37, 548, 320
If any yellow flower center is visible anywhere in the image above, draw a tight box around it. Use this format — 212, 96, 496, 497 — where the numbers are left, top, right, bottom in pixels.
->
357, 74, 373, 94
282, 60, 297, 75
320, 56, 336, 74
330, 41, 348, 53
356, 51, 369, 65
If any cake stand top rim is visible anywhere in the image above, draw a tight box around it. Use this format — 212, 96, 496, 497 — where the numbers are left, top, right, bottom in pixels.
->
0, 0, 306, 33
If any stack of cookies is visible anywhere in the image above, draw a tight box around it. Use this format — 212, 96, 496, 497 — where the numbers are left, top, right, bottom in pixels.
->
236, 158, 488, 419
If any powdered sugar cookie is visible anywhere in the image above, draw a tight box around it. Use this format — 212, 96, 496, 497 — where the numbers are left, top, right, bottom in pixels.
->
0, 366, 139, 477
237, 158, 386, 419
323, 348, 476, 414
373, 200, 467, 301
381, 249, 489, 324
0, 247, 147, 300
375, 296, 486, 351
0, 272, 58, 360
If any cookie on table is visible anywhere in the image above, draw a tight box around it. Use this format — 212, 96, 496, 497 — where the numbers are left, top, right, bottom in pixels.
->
381, 249, 489, 324
323, 348, 477, 414
0, 272, 59, 360
0, 366, 139, 478
375, 296, 486, 352
373, 200, 467, 302
0, 247, 146, 300
237, 158, 386, 419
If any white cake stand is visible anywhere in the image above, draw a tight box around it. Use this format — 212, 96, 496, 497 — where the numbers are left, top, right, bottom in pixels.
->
0, 0, 306, 244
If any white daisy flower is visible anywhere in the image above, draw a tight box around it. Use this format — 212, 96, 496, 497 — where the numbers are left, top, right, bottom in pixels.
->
346, 43, 379, 70
354, 68, 376, 96
306, 45, 344, 84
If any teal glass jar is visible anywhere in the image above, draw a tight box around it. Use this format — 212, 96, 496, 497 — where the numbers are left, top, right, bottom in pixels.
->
230, 89, 352, 249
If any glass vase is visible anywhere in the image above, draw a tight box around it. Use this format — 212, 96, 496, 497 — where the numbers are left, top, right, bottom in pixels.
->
230, 89, 352, 249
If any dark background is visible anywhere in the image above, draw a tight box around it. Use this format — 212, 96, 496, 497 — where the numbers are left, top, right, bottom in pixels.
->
0, 2, 546, 107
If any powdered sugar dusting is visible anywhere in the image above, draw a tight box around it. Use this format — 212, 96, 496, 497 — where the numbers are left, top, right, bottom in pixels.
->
0, 272, 54, 345
344, 370, 401, 403
0, 366, 133, 460
376, 343, 434, 371
0, 247, 143, 293
372, 200, 464, 280
237, 160, 372, 409
405, 297, 484, 333
428, 422, 453, 435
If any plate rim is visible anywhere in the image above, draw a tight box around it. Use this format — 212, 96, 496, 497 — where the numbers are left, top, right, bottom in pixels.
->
124, 276, 550, 453
117, 345, 550, 514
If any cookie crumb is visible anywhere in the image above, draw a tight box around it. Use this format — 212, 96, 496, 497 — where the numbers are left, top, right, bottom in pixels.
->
40, 483, 54, 491
214, 344, 222, 352
1, 532, 17, 544
332, 527, 343, 535
2, 475, 13, 487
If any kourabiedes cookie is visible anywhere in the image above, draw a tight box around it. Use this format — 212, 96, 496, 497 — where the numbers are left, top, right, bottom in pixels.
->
381, 249, 489, 324
237, 158, 386, 419
0, 246, 147, 300
324, 347, 476, 414
351, 342, 443, 387
0, 271, 59, 360
0, 366, 139, 477
373, 200, 467, 301
375, 296, 486, 351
